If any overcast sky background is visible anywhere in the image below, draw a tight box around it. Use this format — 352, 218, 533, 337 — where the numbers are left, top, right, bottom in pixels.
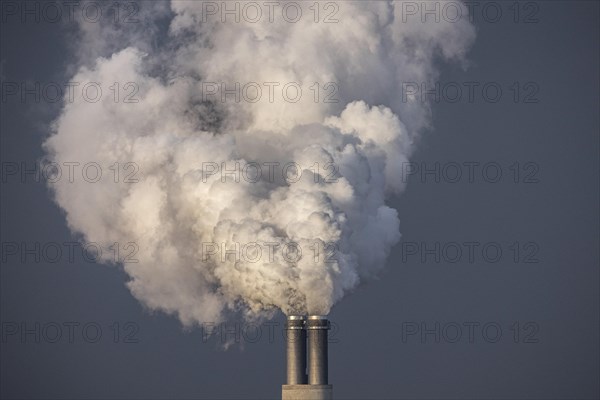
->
1, 1, 599, 399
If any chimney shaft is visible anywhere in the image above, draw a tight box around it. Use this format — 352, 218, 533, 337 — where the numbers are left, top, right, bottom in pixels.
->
307, 315, 330, 385
285, 315, 307, 385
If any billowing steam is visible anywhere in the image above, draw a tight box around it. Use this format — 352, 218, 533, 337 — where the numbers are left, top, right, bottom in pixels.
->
44, 1, 474, 325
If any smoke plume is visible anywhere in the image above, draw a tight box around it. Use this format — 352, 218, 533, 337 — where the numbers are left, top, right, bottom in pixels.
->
44, 1, 475, 325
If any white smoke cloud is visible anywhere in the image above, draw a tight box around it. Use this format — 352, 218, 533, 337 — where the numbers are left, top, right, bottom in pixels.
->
44, 1, 475, 326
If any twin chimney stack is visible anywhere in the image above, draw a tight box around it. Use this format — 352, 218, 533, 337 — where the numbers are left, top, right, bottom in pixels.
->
282, 315, 333, 400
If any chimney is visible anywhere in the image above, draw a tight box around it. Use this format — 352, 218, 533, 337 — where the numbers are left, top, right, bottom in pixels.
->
282, 315, 333, 400
307, 315, 329, 385
286, 315, 307, 385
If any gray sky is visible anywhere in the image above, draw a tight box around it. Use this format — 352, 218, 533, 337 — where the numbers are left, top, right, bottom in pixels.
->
1, 1, 598, 399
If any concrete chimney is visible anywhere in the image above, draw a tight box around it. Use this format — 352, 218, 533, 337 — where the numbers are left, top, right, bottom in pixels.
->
282, 315, 333, 400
